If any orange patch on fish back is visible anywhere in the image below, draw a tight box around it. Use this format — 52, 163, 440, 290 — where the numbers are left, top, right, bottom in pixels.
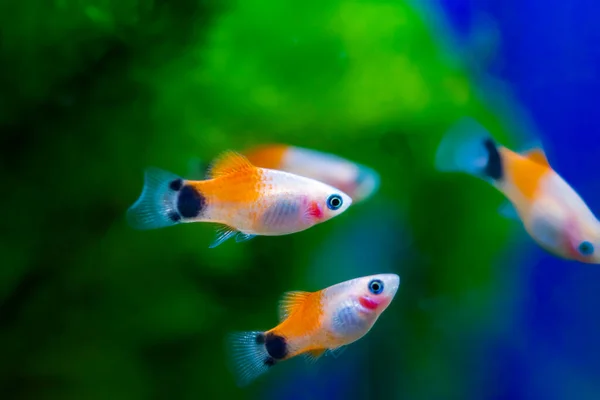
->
191, 169, 263, 205
501, 147, 551, 200
270, 290, 325, 340
244, 145, 289, 170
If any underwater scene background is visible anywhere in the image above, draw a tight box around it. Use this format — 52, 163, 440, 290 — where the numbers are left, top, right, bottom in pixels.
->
1, 0, 599, 399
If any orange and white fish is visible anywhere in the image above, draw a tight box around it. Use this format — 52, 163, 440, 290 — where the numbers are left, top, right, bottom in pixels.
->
226, 273, 400, 386
435, 117, 600, 263
127, 151, 353, 248
189, 145, 380, 203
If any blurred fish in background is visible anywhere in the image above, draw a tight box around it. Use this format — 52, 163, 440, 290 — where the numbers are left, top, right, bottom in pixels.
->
435, 117, 600, 264
421, 1, 600, 399
188, 144, 381, 204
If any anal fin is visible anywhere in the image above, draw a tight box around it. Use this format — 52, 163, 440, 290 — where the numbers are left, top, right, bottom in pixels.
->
209, 224, 238, 248
303, 349, 326, 364
302, 346, 346, 364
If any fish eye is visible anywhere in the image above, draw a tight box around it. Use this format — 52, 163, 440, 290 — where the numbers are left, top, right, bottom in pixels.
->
368, 279, 384, 295
326, 194, 343, 210
578, 241, 594, 256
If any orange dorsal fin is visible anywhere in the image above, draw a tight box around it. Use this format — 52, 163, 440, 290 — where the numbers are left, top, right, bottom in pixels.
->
206, 151, 254, 179
522, 148, 550, 167
278, 291, 312, 321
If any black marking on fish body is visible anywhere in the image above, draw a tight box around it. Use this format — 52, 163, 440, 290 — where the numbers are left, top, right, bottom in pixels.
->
264, 333, 288, 360
482, 138, 503, 181
168, 211, 182, 222
264, 357, 276, 367
169, 179, 183, 191
177, 185, 206, 218
255, 333, 266, 345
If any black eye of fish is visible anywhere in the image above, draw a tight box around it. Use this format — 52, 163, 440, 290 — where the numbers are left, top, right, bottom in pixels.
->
578, 241, 594, 256
368, 279, 384, 295
327, 194, 343, 210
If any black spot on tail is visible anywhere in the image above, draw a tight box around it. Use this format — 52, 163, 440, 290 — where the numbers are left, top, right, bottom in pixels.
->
483, 138, 503, 180
264, 333, 288, 360
169, 179, 183, 191
177, 185, 206, 219
264, 357, 276, 367
255, 333, 266, 345
168, 212, 182, 222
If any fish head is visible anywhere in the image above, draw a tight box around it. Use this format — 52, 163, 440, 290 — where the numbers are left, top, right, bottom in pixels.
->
350, 273, 400, 317
529, 185, 600, 264
563, 216, 600, 264
326, 274, 400, 342
303, 181, 353, 223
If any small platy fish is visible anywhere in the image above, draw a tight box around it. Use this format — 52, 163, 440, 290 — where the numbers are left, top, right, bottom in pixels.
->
435, 117, 600, 263
189, 145, 380, 203
127, 151, 353, 248
226, 273, 400, 386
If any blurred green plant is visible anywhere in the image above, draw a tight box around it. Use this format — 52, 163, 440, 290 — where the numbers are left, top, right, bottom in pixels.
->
0, 0, 518, 399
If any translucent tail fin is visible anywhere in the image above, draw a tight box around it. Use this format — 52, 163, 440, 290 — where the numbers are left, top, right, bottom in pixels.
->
225, 331, 272, 387
434, 117, 504, 181
126, 167, 184, 230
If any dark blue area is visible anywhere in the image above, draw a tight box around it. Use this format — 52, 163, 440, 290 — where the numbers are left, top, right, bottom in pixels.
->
441, 0, 600, 398
436, 0, 473, 36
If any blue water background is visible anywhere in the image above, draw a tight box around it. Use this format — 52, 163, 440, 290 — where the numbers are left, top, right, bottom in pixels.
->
441, 1, 600, 399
